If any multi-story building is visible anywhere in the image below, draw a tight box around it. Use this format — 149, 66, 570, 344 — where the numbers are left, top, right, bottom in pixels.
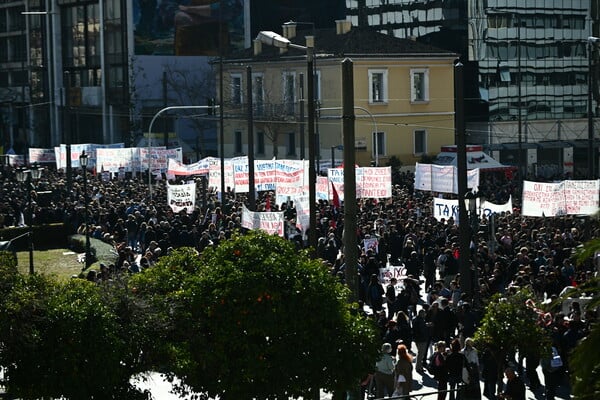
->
346, 0, 600, 178
218, 20, 457, 167
0, 0, 352, 159
0, 0, 130, 153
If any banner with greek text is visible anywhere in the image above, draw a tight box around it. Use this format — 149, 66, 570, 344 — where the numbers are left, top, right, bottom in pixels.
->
167, 157, 219, 176
96, 147, 140, 173
414, 163, 480, 194
433, 197, 513, 222
522, 180, 600, 216
167, 182, 196, 214
29, 148, 56, 164
241, 204, 285, 236
378, 265, 407, 285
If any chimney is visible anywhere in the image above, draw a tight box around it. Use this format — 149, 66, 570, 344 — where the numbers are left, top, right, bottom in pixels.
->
253, 38, 262, 56
335, 19, 352, 35
283, 22, 296, 39
305, 35, 314, 49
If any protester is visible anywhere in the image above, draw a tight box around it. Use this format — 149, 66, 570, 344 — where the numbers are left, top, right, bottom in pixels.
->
394, 344, 414, 397
374, 342, 396, 398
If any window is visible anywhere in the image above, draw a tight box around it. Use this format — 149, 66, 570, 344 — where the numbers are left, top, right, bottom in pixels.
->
252, 73, 264, 115
369, 69, 388, 103
411, 69, 429, 102
372, 131, 386, 158
314, 70, 322, 101
256, 131, 265, 155
414, 130, 427, 155
234, 131, 242, 154
231, 73, 242, 105
286, 132, 296, 156
283, 71, 295, 115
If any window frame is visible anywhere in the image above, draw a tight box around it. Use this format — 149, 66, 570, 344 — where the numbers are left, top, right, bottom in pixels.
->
286, 131, 296, 156
410, 68, 430, 103
234, 130, 243, 155
368, 69, 388, 104
230, 73, 242, 105
282, 71, 296, 115
372, 131, 386, 158
252, 72, 264, 115
414, 129, 427, 155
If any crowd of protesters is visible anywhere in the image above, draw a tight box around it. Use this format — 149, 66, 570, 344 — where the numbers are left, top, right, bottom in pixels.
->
0, 163, 598, 399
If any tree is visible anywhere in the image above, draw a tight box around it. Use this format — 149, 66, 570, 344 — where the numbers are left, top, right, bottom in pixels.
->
565, 236, 600, 399
0, 272, 152, 399
474, 288, 550, 374
131, 232, 380, 400
386, 155, 403, 186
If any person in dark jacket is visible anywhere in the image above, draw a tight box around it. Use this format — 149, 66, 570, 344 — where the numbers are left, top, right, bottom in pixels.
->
498, 367, 525, 400
430, 340, 449, 400
412, 308, 430, 373
446, 338, 467, 400
366, 274, 385, 313
481, 346, 499, 400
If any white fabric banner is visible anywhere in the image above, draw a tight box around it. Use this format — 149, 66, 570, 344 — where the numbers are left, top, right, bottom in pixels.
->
414, 163, 480, 194
241, 205, 285, 236
167, 182, 196, 214
480, 196, 513, 217
522, 180, 600, 217
378, 265, 407, 285
167, 157, 219, 176
433, 196, 513, 222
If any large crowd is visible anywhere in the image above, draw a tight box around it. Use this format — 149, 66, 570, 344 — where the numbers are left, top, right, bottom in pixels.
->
0, 163, 598, 400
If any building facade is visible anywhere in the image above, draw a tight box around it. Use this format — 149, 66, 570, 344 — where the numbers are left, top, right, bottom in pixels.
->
346, 0, 600, 178
0, 0, 130, 153
218, 20, 457, 168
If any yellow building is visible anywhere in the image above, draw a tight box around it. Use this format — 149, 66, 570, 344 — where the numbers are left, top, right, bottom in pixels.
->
216, 20, 457, 169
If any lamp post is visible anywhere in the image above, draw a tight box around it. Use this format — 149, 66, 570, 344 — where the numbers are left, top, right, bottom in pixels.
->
256, 30, 317, 251
588, 36, 599, 179
146, 106, 217, 200
15, 164, 42, 275
79, 150, 91, 270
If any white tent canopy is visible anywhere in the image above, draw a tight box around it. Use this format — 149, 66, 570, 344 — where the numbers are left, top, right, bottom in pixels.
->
434, 145, 513, 171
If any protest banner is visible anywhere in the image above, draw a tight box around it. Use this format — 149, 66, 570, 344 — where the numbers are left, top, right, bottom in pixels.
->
241, 204, 285, 236
167, 157, 219, 176
167, 182, 196, 213
433, 196, 513, 223
363, 237, 379, 254
522, 180, 600, 217
359, 166, 392, 198
414, 163, 480, 194
29, 148, 56, 164
378, 265, 407, 285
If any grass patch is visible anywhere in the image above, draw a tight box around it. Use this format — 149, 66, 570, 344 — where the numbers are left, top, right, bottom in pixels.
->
17, 235, 119, 281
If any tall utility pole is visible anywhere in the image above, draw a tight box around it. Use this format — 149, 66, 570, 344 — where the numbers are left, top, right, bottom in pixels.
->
341, 58, 358, 302
455, 61, 472, 296
247, 65, 256, 210
588, 37, 600, 179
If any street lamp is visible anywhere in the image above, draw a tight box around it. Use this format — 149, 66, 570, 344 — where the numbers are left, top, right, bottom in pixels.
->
256, 30, 317, 251
15, 164, 43, 274
588, 36, 599, 179
79, 150, 91, 270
